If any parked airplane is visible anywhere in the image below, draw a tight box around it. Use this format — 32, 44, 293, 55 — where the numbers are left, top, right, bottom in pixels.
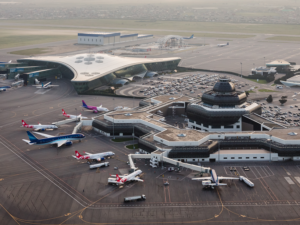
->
72, 150, 115, 164
192, 169, 239, 189
183, 34, 195, 39
62, 109, 88, 119
33, 82, 59, 89
108, 170, 143, 185
22, 131, 85, 147
82, 100, 109, 113
0, 86, 11, 92
21, 120, 58, 131
217, 42, 229, 47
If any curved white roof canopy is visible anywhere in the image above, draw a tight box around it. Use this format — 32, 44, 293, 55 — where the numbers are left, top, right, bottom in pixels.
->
23, 54, 181, 82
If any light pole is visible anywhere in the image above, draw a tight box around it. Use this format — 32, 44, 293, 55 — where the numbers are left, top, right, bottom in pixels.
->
133, 125, 135, 149
240, 62, 242, 78
264, 57, 265, 66
268, 135, 272, 162
113, 98, 115, 139
218, 134, 221, 162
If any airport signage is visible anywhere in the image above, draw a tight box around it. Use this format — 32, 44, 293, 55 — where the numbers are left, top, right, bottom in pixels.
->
0, 64, 5, 68
10, 68, 24, 73
29, 72, 39, 78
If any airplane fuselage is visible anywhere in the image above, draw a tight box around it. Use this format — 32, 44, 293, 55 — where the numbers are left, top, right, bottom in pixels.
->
29, 134, 85, 145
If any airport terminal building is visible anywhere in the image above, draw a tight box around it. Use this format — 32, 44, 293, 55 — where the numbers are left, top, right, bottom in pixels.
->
4, 54, 181, 94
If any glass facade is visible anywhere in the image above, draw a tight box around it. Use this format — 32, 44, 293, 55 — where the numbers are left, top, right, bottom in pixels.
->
72, 59, 181, 94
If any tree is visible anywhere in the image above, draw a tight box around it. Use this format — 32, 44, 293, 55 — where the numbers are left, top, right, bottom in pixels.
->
279, 99, 287, 105
266, 95, 273, 103
245, 91, 250, 97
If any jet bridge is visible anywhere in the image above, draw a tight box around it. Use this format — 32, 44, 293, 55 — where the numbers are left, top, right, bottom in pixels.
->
127, 153, 210, 173
52, 117, 82, 126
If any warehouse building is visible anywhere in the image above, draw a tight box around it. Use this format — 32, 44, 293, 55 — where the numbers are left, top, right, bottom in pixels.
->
77, 32, 152, 45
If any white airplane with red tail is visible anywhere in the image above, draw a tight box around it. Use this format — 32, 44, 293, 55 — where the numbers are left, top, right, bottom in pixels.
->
108, 170, 143, 185
72, 150, 115, 164
21, 120, 58, 131
62, 109, 88, 119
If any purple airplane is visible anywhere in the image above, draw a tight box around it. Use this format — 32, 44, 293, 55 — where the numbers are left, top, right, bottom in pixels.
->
82, 100, 109, 113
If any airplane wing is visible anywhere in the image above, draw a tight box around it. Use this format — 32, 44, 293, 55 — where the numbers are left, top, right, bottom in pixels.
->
72, 155, 78, 159
133, 178, 144, 182
218, 176, 239, 180
33, 132, 55, 138
48, 85, 59, 87
192, 177, 212, 181
56, 140, 68, 147
22, 139, 34, 145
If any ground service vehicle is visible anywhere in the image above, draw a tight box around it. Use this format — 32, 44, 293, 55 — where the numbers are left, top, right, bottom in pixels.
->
124, 195, 146, 202
89, 162, 109, 169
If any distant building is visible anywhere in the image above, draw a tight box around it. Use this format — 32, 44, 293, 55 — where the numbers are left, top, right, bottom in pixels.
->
251, 66, 276, 75
266, 60, 291, 72
77, 32, 153, 45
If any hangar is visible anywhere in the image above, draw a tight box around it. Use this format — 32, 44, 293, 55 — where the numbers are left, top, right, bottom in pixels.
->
15, 54, 180, 93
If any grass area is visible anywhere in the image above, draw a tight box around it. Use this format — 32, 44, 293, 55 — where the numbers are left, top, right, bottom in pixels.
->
0, 34, 75, 49
266, 36, 300, 42
258, 89, 278, 92
111, 138, 136, 142
9, 48, 49, 55
126, 144, 139, 149
245, 78, 268, 84
271, 83, 276, 86
248, 90, 256, 93
5, 18, 300, 36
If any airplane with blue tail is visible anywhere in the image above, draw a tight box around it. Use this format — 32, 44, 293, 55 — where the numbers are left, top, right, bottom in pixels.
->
22, 131, 85, 147
183, 34, 195, 39
33, 82, 59, 89
192, 169, 238, 189
0, 86, 11, 92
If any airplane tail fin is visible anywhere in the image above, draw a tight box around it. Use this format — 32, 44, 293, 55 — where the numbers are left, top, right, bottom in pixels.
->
82, 100, 88, 108
227, 42, 229, 45
26, 131, 39, 142
22, 120, 28, 126
190, 34, 194, 39
75, 150, 83, 158
62, 109, 67, 115
116, 174, 121, 182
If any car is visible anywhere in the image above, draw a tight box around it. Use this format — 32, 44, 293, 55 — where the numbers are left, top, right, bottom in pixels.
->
290, 106, 294, 108
243, 167, 250, 171
295, 105, 298, 108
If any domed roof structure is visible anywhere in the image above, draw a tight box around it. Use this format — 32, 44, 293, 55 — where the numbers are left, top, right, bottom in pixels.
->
213, 78, 235, 92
